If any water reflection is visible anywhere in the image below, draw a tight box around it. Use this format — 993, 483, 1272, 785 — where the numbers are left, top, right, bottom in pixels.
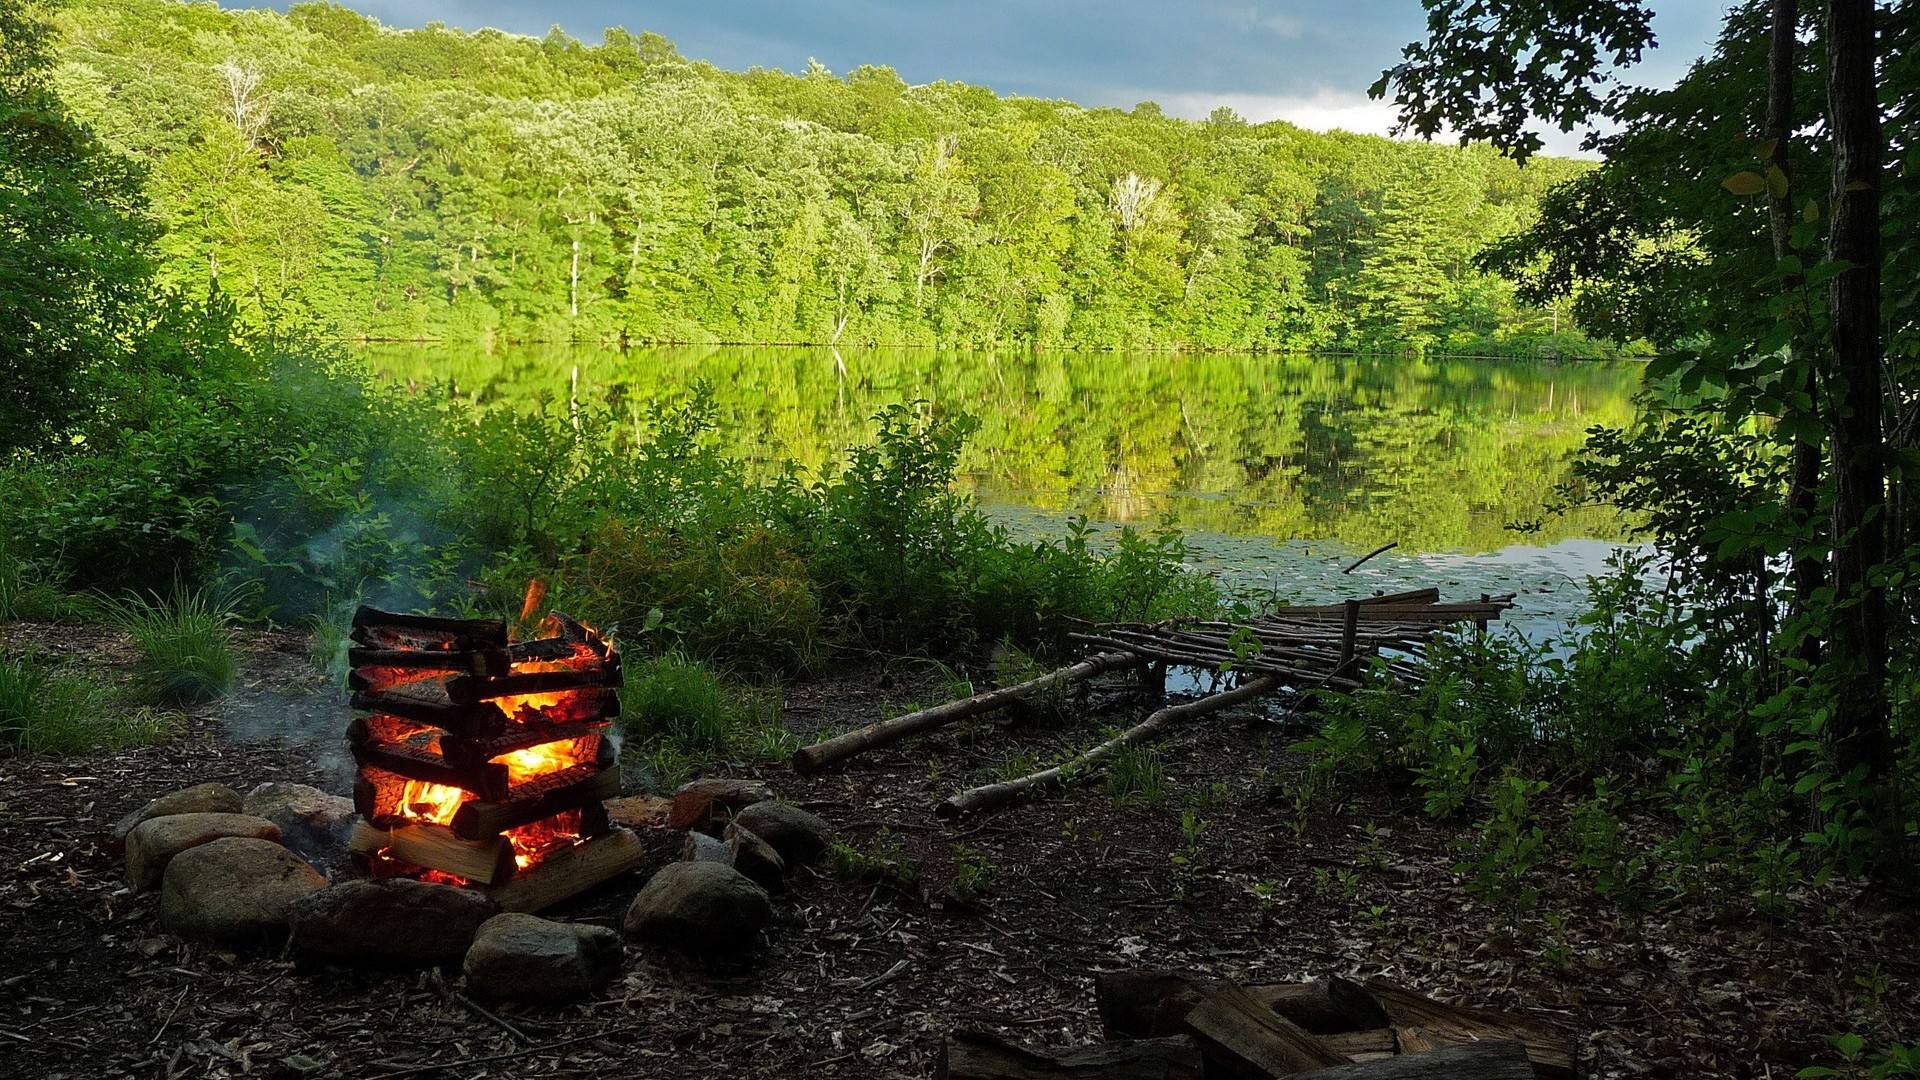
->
361, 344, 1644, 629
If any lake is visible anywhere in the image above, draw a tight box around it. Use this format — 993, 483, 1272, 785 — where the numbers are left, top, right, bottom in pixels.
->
359, 344, 1645, 639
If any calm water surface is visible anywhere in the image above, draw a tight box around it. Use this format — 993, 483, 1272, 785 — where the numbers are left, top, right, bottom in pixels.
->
361, 344, 1645, 639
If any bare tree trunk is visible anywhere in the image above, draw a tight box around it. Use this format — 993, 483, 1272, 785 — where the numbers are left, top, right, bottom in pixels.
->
1823, 0, 1898, 863
570, 238, 581, 317
1766, 0, 1825, 671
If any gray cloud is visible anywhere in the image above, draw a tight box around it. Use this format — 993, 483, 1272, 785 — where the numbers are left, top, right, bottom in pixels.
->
268, 1, 1731, 151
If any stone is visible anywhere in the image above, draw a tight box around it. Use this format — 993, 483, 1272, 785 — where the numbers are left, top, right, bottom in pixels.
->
668, 778, 774, 834
108, 782, 242, 854
730, 801, 832, 867
463, 914, 622, 1003
622, 861, 771, 953
289, 879, 497, 967
243, 782, 356, 870
723, 823, 786, 893
126, 812, 282, 891
159, 837, 326, 944
682, 830, 730, 864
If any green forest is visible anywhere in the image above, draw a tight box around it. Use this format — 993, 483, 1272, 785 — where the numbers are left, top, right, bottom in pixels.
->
48, 0, 1600, 352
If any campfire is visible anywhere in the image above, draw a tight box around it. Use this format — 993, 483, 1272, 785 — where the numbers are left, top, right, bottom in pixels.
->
344, 592, 647, 911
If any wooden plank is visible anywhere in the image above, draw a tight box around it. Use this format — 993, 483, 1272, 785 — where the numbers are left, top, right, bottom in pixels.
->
1292, 1041, 1535, 1079
1360, 979, 1575, 1080
937, 1031, 1203, 1080
1180, 983, 1349, 1077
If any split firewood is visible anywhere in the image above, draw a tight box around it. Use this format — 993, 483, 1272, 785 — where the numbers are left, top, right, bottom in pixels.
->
1095, 971, 1387, 1038
484, 827, 652, 913
1179, 983, 1350, 1077
1291, 1040, 1534, 1079
936, 1030, 1203, 1080
1361, 978, 1575, 1080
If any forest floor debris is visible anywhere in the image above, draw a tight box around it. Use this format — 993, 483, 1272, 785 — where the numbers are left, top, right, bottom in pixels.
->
0, 625, 1913, 1078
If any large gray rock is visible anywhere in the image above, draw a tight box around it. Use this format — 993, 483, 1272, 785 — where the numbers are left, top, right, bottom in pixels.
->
463, 914, 622, 1003
243, 782, 356, 869
730, 801, 832, 867
109, 783, 242, 854
723, 823, 786, 893
290, 879, 497, 966
126, 812, 281, 890
668, 778, 774, 834
159, 837, 326, 944
622, 861, 770, 953
682, 830, 730, 864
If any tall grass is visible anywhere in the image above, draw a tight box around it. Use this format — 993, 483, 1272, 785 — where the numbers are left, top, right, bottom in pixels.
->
0, 548, 69, 622
92, 582, 242, 707
621, 653, 792, 786
0, 652, 167, 754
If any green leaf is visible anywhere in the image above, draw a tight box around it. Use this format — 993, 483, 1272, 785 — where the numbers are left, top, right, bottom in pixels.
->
1765, 164, 1789, 199
1722, 171, 1767, 195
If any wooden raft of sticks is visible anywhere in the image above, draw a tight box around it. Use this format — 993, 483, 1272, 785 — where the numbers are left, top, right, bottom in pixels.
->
791, 588, 1512, 816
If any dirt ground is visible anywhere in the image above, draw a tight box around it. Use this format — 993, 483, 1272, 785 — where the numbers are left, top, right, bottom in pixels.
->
1, 626, 1915, 1079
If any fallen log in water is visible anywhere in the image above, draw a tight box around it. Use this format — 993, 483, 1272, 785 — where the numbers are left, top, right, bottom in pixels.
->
791, 651, 1138, 773
937, 674, 1279, 817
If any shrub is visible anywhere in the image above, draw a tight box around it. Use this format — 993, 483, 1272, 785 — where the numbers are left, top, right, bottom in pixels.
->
621, 653, 740, 754
91, 582, 240, 707
0, 652, 167, 754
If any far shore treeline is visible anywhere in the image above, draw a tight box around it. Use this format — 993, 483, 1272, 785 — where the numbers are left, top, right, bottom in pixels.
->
50, 0, 1615, 355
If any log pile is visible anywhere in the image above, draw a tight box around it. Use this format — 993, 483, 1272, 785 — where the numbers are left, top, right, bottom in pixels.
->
939, 970, 1572, 1080
792, 588, 1512, 816
344, 606, 647, 911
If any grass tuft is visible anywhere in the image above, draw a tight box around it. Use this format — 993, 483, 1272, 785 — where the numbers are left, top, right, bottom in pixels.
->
0, 651, 168, 754
1105, 744, 1167, 805
91, 582, 241, 707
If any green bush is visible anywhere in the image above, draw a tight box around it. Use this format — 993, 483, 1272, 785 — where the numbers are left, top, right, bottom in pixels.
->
91, 583, 240, 707
0, 652, 166, 754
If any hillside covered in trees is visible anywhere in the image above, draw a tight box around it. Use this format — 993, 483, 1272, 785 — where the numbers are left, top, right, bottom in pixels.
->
50, 0, 1603, 352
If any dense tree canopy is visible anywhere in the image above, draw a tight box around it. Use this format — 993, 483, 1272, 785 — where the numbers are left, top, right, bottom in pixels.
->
45, 0, 1606, 353
0, 0, 156, 455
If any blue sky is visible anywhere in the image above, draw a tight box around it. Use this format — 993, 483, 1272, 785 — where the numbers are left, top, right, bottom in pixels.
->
276, 1, 1732, 155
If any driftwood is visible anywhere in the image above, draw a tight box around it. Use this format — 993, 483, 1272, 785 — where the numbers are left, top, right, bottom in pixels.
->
1361, 979, 1574, 1080
1180, 983, 1350, 1076
937, 675, 1279, 818
792, 651, 1139, 772
1292, 1041, 1535, 1080
936, 1031, 1203, 1080
1096, 972, 1388, 1038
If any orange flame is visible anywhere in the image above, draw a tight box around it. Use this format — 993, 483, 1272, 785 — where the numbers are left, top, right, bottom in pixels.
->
397, 780, 467, 826
518, 579, 548, 627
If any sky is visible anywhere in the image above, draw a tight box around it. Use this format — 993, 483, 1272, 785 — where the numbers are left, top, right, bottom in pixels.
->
275, 1, 1734, 157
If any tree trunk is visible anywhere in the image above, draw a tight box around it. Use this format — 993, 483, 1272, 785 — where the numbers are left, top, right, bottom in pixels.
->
1766, 0, 1826, 671
570, 237, 581, 317
1823, 0, 1898, 863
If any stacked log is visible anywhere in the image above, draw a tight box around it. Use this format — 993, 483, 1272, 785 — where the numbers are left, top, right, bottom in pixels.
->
344, 606, 645, 910
939, 970, 1573, 1080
